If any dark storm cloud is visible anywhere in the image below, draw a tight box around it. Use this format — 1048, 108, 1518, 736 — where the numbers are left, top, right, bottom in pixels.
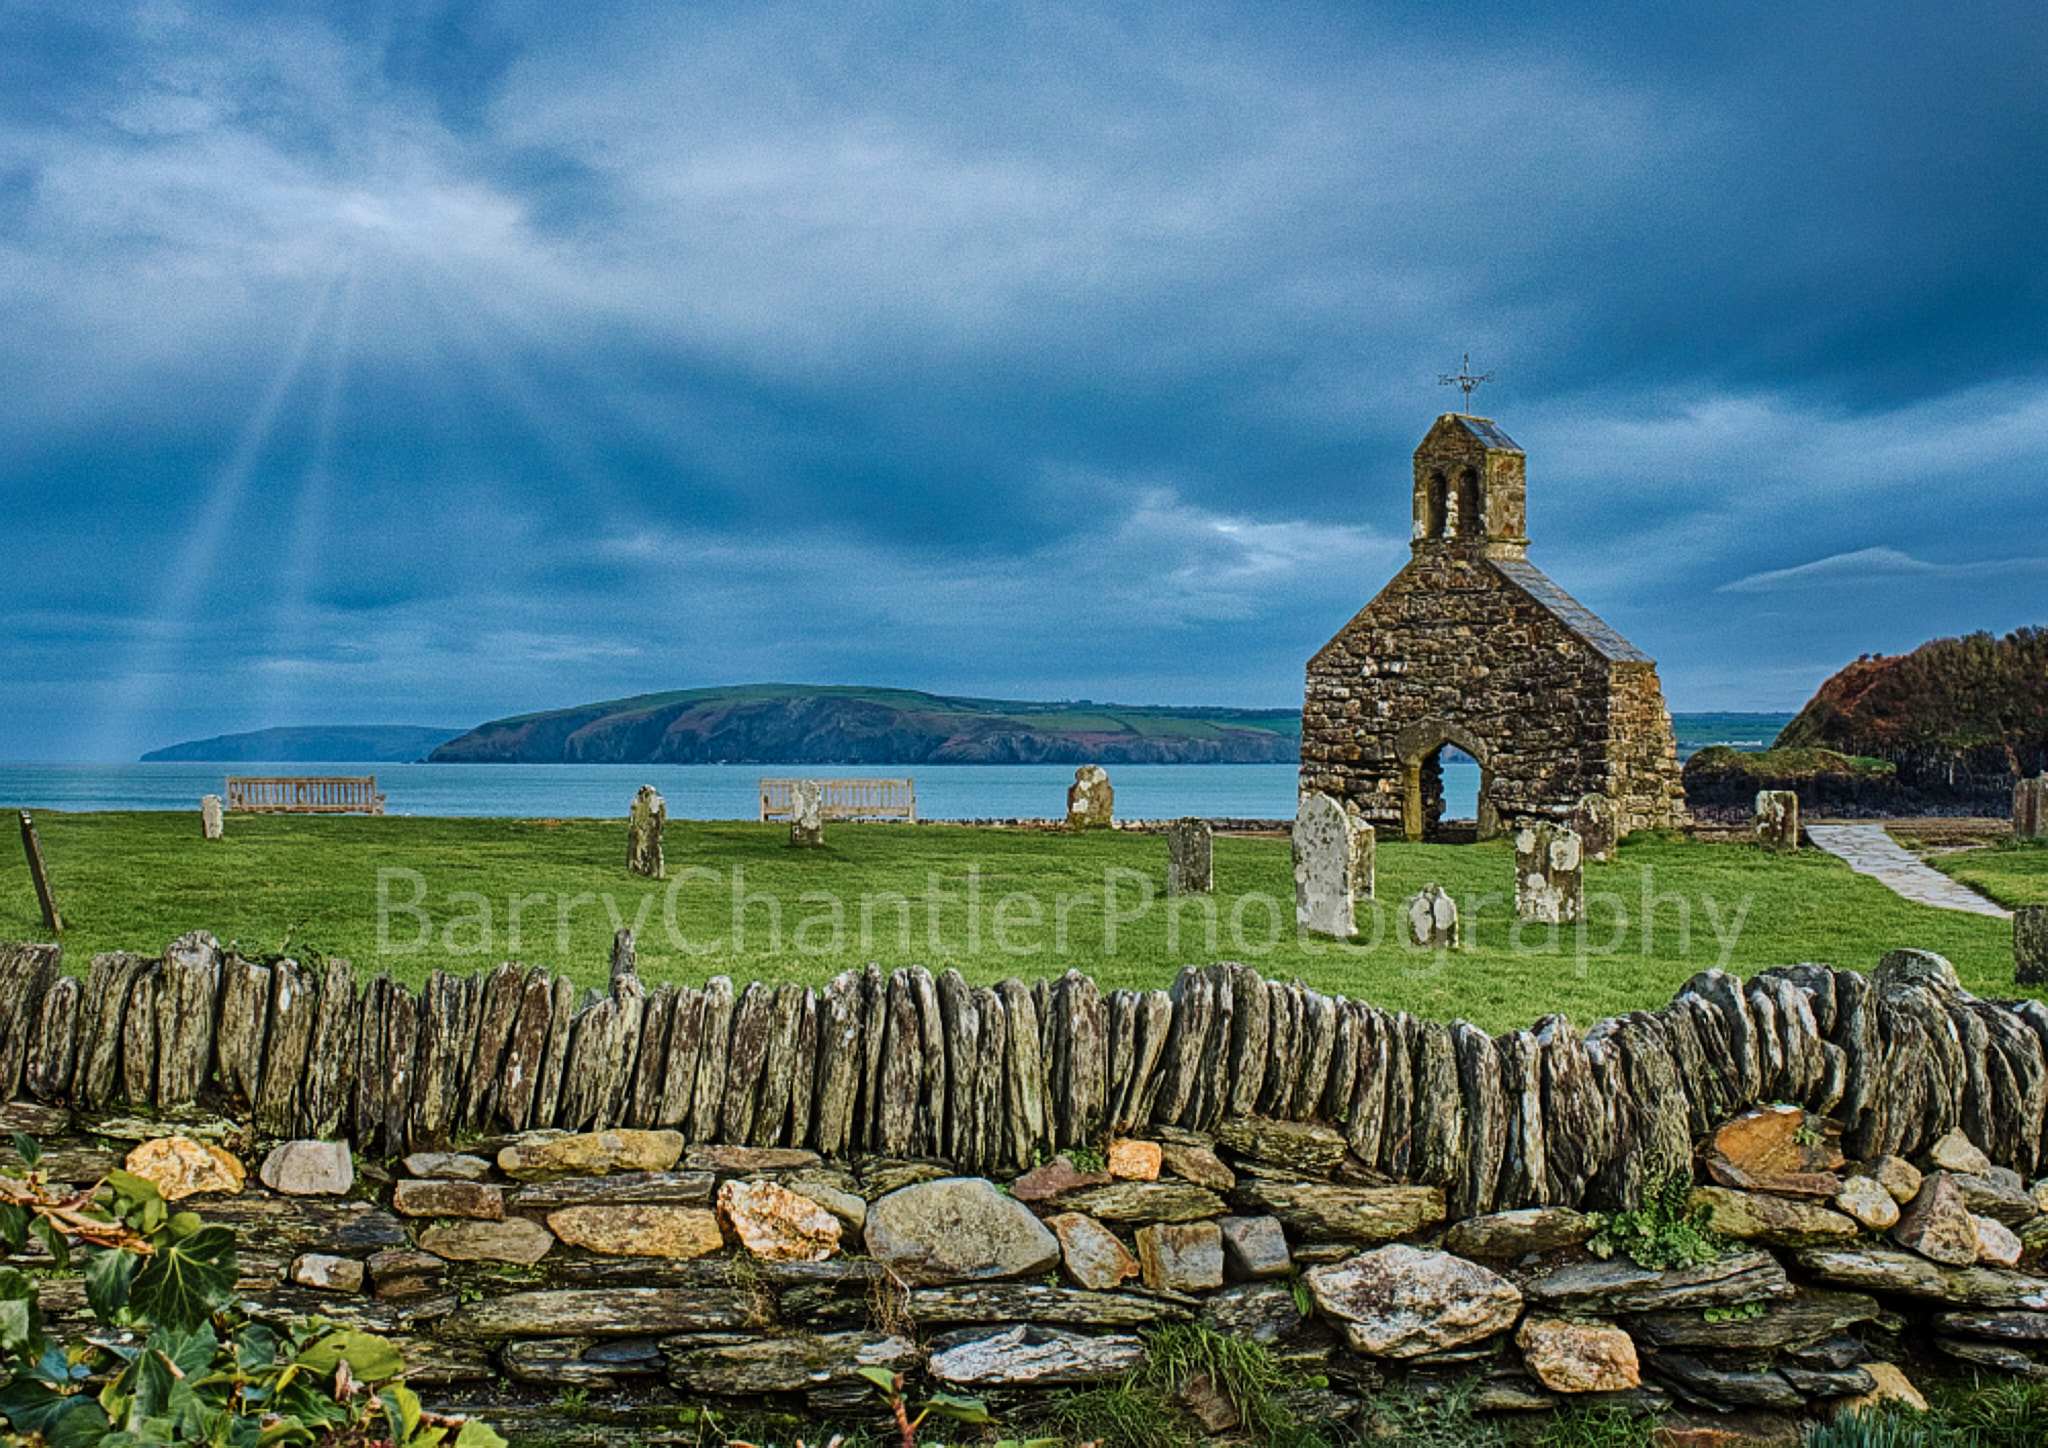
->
1, 0, 2044, 758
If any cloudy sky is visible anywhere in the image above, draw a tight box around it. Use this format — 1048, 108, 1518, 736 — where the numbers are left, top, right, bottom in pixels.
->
5, 1, 2046, 759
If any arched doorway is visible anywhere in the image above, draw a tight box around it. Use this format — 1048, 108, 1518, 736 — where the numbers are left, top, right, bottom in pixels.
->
1396, 719, 1498, 842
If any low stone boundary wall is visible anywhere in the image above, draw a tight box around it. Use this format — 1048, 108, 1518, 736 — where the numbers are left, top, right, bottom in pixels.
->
2, 938, 2047, 1218
7, 938, 2048, 1438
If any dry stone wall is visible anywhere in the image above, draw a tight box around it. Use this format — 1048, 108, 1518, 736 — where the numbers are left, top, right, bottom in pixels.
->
9, 937, 2048, 1436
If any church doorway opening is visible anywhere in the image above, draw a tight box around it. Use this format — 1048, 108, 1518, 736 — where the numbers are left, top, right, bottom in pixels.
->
1397, 722, 1497, 843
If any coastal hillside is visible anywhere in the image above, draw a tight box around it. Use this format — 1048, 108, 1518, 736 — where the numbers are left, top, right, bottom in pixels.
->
1772, 627, 2048, 811
429, 685, 1302, 765
142, 724, 464, 763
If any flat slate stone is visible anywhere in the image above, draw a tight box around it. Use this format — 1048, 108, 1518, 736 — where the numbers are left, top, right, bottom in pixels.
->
508, 1170, 715, 1210
392, 1179, 504, 1220
1443, 1207, 1600, 1259
928, 1324, 1145, 1386
1137, 1221, 1224, 1293
403, 1152, 494, 1182
1792, 1246, 2048, 1309
1219, 1215, 1292, 1280
547, 1205, 725, 1260
1626, 1287, 1878, 1349
418, 1218, 557, 1265
1200, 1282, 1303, 1344
1055, 1181, 1227, 1225
1934, 1309, 2048, 1341
498, 1130, 685, 1181
664, 1331, 918, 1395
439, 1287, 757, 1338
1523, 1251, 1790, 1315
1645, 1353, 1801, 1410
1691, 1186, 1859, 1248
1214, 1117, 1350, 1175
1228, 1181, 1444, 1241
1048, 1212, 1140, 1290
906, 1283, 1193, 1328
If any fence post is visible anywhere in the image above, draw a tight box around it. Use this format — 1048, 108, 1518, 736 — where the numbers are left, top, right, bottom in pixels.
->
18, 811, 63, 935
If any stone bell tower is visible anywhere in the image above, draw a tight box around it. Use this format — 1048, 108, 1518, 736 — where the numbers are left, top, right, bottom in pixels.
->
1410, 413, 1528, 560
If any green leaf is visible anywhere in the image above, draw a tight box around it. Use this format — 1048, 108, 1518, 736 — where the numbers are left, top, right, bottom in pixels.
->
126, 1225, 237, 1333
84, 1245, 143, 1323
296, 1329, 404, 1384
0, 1266, 47, 1360
0, 1200, 27, 1254
41, 1398, 115, 1448
11, 1132, 41, 1169
856, 1364, 900, 1398
237, 1321, 281, 1373
923, 1391, 995, 1425
30, 1213, 71, 1272
380, 1384, 423, 1445
453, 1420, 509, 1448
104, 1170, 164, 1209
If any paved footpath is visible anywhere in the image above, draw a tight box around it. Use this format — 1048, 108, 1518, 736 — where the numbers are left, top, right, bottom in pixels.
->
1805, 823, 2012, 919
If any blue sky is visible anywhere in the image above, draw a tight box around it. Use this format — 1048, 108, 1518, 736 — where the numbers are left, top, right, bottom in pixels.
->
5, 1, 2047, 760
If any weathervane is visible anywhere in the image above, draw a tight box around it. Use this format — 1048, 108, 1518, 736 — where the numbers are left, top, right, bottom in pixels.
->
1438, 353, 1493, 414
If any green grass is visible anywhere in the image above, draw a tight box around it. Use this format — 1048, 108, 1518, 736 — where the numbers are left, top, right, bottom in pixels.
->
1, 813, 2029, 1033
1931, 837, 2048, 909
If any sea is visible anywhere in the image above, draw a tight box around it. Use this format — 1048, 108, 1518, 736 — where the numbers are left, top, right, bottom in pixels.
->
0, 715, 1790, 822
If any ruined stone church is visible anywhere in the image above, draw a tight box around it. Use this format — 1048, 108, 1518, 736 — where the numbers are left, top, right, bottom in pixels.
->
1301, 413, 1688, 841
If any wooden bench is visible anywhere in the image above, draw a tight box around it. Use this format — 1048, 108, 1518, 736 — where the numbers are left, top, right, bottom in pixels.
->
225, 776, 386, 815
760, 778, 916, 823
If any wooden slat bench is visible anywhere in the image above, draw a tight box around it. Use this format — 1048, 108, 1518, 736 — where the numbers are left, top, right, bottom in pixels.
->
760, 778, 916, 823
225, 776, 386, 815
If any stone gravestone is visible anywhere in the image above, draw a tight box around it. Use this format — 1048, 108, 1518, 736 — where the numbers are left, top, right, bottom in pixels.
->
2017, 906, 2048, 986
1514, 819, 1583, 925
789, 779, 824, 848
1067, 766, 1114, 829
1754, 790, 1800, 853
1294, 793, 1371, 938
2015, 775, 2048, 840
1167, 817, 1213, 895
200, 795, 224, 841
627, 785, 666, 878
1403, 884, 1459, 950
1571, 792, 1616, 863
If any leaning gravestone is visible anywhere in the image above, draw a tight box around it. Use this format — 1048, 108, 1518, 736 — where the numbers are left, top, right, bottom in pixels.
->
627, 785, 666, 878
1167, 818, 1213, 895
1067, 766, 1114, 829
200, 795, 224, 841
2017, 905, 2048, 986
1755, 790, 1800, 852
1571, 793, 1615, 863
2015, 775, 2048, 840
1294, 793, 1371, 938
789, 779, 824, 848
1404, 884, 1459, 950
1514, 820, 1583, 925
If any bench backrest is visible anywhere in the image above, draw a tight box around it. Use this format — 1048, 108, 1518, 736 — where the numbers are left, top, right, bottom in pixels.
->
225, 776, 385, 814
760, 778, 916, 822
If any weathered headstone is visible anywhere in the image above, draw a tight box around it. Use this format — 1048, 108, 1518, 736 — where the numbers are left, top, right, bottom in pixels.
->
1067, 766, 1114, 829
200, 795, 224, 841
1294, 793, 1370, 938
2016, 775, 2048, 839
2017, 905, 2048, 987
1571, 793, 1616, 863
1403, 884, 1459, 949
627, 785, 666, 878
1755, 790, 1800, 852
1167, 818, 1213, 895
1514, 820, 1583, 925
789, 779, 824, 848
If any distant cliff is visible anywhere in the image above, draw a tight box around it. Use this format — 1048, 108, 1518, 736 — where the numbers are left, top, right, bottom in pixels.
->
1765, 628, 2048, 813
429, 685, 1302, 766
143, 725, 464, 763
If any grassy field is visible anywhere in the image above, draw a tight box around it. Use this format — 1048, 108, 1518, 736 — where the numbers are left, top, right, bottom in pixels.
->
2, 812, 2028, 1035
1931, 837, 2048, 909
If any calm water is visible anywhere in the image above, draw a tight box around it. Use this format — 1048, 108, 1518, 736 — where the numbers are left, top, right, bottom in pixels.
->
2, 715, 1781, 821
0, 761, 1352, 821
